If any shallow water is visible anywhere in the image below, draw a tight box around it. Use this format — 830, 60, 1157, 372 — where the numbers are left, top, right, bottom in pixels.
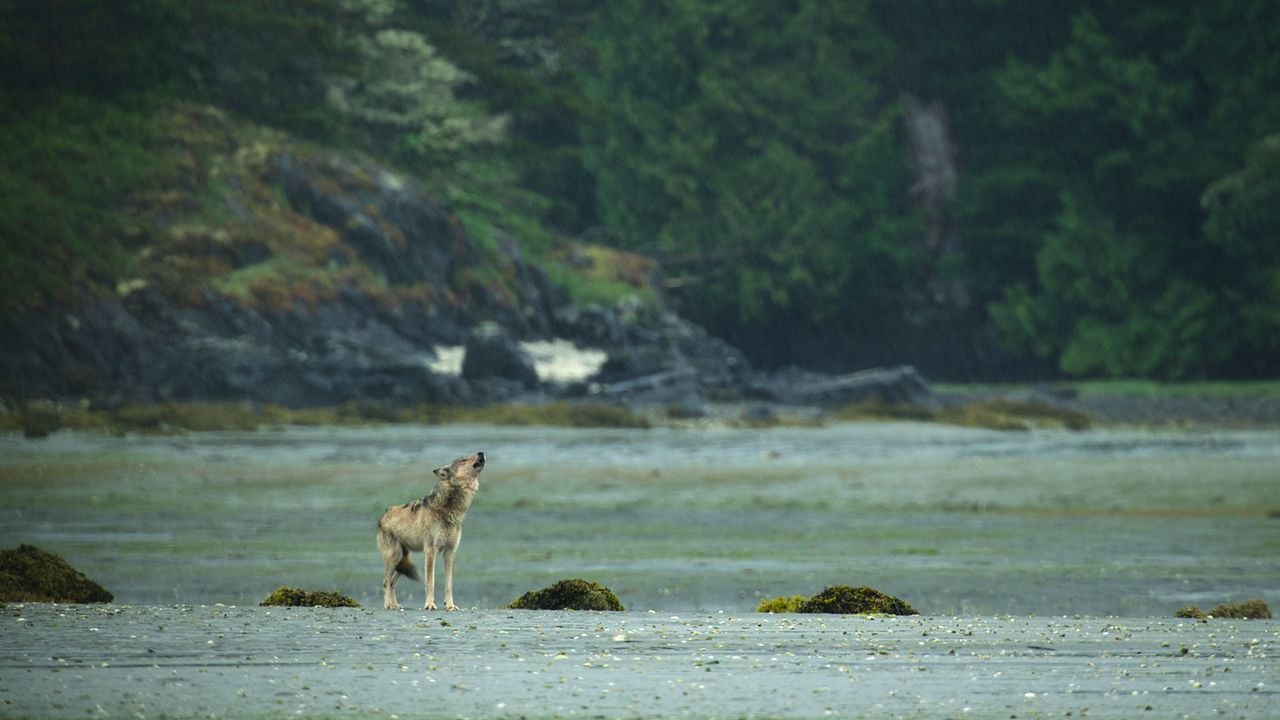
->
1, 423, 1277, 615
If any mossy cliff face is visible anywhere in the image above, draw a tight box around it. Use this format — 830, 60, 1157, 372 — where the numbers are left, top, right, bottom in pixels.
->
0, 104, 751, 411
506, 579, 624, 611
0, 544, 113, 603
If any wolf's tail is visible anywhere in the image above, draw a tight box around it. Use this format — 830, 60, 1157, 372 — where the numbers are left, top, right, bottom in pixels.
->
377, 523, 420, 581
396, 551, 419, 581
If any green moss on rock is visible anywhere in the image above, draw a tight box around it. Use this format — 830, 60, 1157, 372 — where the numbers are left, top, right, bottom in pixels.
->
19, 402, 63, 438
756, 595, 808, 613
797, 585, 919, 616
1177, 599, 1271, 620
506, 579, 624, 611
259, 586, 360, 608
0, 544, 113, 603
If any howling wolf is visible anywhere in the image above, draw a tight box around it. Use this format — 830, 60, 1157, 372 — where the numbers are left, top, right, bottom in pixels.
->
376, 451, 484, 610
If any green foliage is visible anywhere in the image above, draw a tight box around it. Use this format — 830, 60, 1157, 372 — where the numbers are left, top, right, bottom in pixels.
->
4, 0, 1280, 380
0, 94, 159, 308
330, 24, 507, 160
577, 0, 920, 360
0, 0, 188, 97
181, 1, 358, 139
1200, 135, 1280, 375
977, 5, 1280, 379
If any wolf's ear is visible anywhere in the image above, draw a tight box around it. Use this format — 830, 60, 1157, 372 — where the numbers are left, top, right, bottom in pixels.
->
433, 466, 451, 480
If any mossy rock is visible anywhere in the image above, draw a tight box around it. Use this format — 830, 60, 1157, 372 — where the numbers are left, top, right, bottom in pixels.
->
1176, 599, 1270, 620
0, 544, 113, 603
796, 585, 919, 616
506, 579, 624, 611
18, 401, 62, 439
259, 586, 360, 608
756, 595, 808, 613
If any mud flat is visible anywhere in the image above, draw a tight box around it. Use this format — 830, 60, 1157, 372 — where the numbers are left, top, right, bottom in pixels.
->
1, 604, 1275, 719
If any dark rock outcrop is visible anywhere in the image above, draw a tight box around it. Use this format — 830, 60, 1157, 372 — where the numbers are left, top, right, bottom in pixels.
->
461, 322, 538, 389
749, 365, 937, 408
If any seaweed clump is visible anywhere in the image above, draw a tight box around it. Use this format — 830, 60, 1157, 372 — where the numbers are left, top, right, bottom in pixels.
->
0, 544, 113, 603
260, 586, 360, 608
797, 585, 918, 615
1176, 599, 1271, 620
756, 595, 808, 613
506, 579, 624, 611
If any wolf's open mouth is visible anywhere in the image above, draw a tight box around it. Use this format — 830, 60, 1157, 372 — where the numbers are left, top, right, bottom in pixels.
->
474, 451, 485, 469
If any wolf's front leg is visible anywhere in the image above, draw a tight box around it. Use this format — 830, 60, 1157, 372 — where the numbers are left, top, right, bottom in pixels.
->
442, 548, 459, 611
423, 547, 437, 610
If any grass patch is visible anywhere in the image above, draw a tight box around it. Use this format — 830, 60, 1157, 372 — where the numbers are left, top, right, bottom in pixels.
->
544, 243, 660, 309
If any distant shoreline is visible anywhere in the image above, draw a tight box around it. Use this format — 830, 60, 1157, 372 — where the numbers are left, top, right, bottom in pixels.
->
7, 387, 1280, 439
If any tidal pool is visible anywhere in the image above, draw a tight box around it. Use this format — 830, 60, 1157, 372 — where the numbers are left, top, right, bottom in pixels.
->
1, 423, 1277, 615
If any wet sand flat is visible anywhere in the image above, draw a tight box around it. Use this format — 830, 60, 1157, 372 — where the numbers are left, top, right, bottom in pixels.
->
2, 425, 1278, 615
1, 604, 1276, 719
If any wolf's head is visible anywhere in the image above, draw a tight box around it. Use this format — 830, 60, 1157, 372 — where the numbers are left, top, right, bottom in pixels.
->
433, 451, 485, 486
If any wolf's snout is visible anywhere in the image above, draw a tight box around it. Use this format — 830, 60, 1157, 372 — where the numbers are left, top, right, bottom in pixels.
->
474, 451, 485, 468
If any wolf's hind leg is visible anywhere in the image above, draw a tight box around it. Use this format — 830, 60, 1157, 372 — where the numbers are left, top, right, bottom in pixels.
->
379, 530, 405, 610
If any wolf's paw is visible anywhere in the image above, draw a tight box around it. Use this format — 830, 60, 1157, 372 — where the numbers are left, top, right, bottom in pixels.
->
424, 602, 437, 611
385, 603, 402, 610
445, 603, 459, 611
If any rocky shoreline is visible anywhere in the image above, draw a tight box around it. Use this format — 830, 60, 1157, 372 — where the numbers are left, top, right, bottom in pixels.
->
2, 108, 1275, 430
